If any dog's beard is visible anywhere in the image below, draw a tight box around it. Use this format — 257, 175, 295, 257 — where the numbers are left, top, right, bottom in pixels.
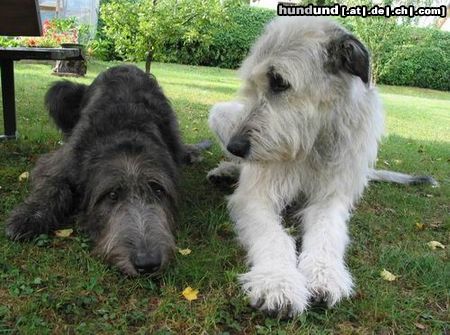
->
234, 103, 320, 163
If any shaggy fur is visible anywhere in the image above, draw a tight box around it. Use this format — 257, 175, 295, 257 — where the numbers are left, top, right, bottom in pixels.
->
6, 65, 204, 276
208, 16, 436, 317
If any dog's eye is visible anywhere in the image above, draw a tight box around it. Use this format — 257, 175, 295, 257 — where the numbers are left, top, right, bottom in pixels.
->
108, 191, 119, 201
149, 182, 165, 197
268, 72, 290, 93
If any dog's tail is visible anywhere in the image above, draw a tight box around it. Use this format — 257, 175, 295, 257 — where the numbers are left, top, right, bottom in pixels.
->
45, 81, 88, 136
183, 140, 213, 164
368, 169, 438, 187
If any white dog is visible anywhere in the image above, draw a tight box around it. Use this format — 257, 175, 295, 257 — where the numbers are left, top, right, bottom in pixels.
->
208, 16, 436, 317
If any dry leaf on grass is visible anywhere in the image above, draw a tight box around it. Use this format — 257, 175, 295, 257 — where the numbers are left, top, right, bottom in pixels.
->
182, 286, 199, 301
427, 241, 445, 250
415, 222, 425, 230
19, 172, 30, 182
178, 248, 192, 256
414, 322, 426, 330
380, 269, 397, 282
55, 229, 73, 238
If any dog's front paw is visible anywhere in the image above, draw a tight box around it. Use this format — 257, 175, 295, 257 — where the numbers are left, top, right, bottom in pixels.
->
207, 163, 239, 187
240, 265, 309, 317
207, 171, 237, 187
5, 204, 49, 241
298, 253, 353, 307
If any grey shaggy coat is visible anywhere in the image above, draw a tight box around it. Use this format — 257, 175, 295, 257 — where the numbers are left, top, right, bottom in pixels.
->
6, 65, 188, 275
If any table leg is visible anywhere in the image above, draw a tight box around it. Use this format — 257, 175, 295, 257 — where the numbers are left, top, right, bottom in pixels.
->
1, 59, 16, 140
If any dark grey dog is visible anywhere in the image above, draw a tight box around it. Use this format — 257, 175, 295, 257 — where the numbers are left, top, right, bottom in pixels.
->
6, 65, 207, 276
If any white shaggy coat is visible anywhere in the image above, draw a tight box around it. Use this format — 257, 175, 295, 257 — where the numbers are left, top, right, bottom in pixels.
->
208, 16, 384, 316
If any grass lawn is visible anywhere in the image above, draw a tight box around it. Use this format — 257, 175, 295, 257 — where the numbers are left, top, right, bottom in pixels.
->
0, 61, 449, 334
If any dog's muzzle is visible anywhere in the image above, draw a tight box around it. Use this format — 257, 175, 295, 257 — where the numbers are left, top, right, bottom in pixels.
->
227, 135, 251, 158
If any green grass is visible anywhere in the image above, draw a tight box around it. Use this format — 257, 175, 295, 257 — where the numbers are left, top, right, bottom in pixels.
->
0, 61, 449, 334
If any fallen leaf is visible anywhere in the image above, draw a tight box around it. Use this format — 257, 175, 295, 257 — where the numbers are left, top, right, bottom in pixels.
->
380, 269, 397, 281
427, 241, 445, 250
54, 229, 73, 238
178, 248, 192, 256
33, 277, 43, 285
414, 322, 426, 330
182, 286, 199, 301
415, 222, 425, 231
19, 171, 30, 182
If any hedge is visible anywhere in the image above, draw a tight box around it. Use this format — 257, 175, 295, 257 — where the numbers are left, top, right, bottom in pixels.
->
95, 1, 449, 91
207, 5, 276, 68
378, 28, 450, 91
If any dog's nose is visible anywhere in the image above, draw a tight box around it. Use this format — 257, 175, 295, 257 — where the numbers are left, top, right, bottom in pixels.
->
227, 135, 250, 158
133, 251, 162, 274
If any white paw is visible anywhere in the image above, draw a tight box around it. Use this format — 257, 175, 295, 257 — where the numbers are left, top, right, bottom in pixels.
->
240, 265, 310, 317
298, 253, 353, 307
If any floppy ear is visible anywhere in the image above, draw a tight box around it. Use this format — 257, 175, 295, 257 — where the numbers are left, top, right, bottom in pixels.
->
338, 35, 370, 84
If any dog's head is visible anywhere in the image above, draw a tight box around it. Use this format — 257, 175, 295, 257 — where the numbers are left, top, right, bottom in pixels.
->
214, 17, 372, 162
80, 140, 178, 277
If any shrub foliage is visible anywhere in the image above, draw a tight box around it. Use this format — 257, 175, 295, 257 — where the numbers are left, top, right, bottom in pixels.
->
95, 0, 449, 90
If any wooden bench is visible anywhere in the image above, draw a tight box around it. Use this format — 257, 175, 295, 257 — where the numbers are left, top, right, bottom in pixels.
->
0, 0, 84, 140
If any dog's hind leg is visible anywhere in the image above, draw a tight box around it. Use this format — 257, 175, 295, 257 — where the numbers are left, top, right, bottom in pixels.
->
183, 140, 213, 164
6, 148, 77, 241
368, 169, 438, 186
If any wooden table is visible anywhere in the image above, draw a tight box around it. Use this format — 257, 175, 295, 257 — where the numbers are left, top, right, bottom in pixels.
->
0, 47, 83, 140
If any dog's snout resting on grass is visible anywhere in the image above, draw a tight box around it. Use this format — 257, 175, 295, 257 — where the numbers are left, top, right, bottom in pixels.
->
6, 65, 208, 276
208, 16, 437, 317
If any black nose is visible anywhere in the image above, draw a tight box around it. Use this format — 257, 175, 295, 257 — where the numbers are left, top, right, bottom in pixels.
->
133, 251, 162, 274
227, 135, 250, 158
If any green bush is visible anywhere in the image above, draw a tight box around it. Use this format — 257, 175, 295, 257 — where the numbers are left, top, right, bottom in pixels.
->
340, 17, 450, 91
97, 0, 227, 63
140, 0, 226, 65
208, 5, 276, 68
96, 0, 275, 67
149, 2, 275, 68
96, 1, 449, 91
378, 28, 450, 91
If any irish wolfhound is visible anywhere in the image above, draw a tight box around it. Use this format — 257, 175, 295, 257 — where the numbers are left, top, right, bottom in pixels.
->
6, 65, 208, 276
208, 16, 436, 316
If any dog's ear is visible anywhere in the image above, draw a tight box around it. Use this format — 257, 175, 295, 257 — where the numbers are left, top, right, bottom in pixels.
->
330, 34, 370, 84
45, 81, 88, 136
